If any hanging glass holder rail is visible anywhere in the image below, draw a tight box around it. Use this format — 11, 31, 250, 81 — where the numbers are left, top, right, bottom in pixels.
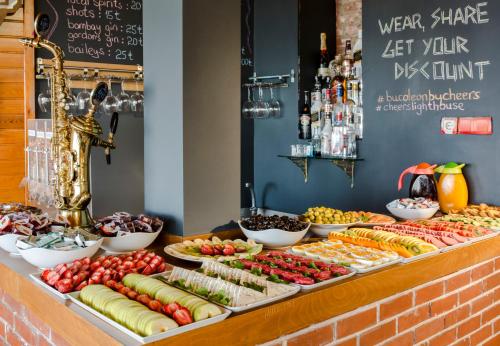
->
242, 69, 295, 89
278, 155, 364, 188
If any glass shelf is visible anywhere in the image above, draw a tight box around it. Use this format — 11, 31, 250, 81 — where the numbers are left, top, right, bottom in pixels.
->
278, 155, 364, 187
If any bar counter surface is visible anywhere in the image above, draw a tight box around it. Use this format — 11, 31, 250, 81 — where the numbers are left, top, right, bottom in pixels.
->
0, 237, 498, 346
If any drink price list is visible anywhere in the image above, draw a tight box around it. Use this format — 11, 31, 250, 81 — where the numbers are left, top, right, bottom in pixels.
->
36, 0, 143, 64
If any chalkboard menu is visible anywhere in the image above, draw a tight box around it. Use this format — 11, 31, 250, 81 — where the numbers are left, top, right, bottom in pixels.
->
35, 0, 143, 64
363, 0, 500, 205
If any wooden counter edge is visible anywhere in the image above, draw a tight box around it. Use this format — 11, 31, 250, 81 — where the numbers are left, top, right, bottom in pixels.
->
0, 263, 121, 346
0, 237, 497, 346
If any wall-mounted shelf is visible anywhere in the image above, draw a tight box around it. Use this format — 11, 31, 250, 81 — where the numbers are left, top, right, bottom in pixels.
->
278, 155, 364, 188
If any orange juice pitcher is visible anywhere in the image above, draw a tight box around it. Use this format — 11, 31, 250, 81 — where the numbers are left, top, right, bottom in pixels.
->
434, 162, 468, 213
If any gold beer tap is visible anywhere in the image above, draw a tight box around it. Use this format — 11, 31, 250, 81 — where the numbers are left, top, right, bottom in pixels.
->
20, 14, 119, 229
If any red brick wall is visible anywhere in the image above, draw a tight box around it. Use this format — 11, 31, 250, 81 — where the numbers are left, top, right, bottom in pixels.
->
0, 288, 69, 346
336, 0, 362, 54
259, 257, 500, 346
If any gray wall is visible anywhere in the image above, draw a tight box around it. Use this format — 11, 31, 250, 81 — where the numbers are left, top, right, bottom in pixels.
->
183, 0, 241, 234
144, 0, 240, 236
143, 0, 185, 234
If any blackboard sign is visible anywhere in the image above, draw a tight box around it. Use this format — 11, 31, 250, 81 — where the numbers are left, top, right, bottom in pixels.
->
35, 0, 143, 64
363, 0, 500, 205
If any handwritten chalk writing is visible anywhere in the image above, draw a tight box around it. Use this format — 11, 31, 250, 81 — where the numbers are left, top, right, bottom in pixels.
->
378, 13, 424, 34
382, 39, 415, 58
431, 3, 489, 29
92, 0, 123, 11
67, 0, 90, 5
68, 42, 106, 59
38, 0, 142, 64
395, 60, 490, 81
422, 36, 469, 56
65, 5, 95, 18
385, 89, 481, 102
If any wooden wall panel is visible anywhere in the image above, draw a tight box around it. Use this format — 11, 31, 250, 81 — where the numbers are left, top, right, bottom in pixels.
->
0, 1, 31, 203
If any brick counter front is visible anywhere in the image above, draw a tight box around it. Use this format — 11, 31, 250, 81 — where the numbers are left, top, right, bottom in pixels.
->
0, 287, 70, 346
0, 238, 498, 346
261, 258, 499, 346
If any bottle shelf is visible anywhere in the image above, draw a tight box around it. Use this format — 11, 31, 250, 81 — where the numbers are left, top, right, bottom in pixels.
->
278, 155, 363, 188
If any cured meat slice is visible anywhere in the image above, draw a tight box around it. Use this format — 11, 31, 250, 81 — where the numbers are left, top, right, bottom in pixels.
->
440, 236, 458, 246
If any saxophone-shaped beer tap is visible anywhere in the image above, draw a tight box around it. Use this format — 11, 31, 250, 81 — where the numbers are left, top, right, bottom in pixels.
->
20, 13, 120, 229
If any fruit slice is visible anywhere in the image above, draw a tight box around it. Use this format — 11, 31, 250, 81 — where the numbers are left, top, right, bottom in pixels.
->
143, 316, 178, 336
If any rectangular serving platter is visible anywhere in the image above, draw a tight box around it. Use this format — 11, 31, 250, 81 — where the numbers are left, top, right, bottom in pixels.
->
153, 272, 301, 312
350, 257, 402, 274
439, 240, 471, 253
467, 231, 498, 243
29, 270, 172, 301
29, 272, 70, 300
292, 270, 356, 291
67, 291, 231, 344
400, 249, 440, 264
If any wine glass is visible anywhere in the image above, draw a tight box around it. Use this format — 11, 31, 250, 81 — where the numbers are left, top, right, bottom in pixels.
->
130, 79, 144, 113
242, 86, 254, 119
102, 79, 119, 115
76, 77, 91, 114
37, 78, 51, 113
253, 85, 269, 119
269, 87, 281, 118
117, 80, 131, 112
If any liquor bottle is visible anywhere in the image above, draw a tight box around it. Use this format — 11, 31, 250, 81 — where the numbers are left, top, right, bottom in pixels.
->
310, 75, 322, 126
318, 33, 330, 78
321, 76, 332, 103
343, 100, 357, 158
331, 55, 345, 98
320, 89, 333, 156
342, 40, 354, 102
331, 85, 345, 156
299, 91, 312, 140
311, 126, 321, 157
354, 82, 363, 139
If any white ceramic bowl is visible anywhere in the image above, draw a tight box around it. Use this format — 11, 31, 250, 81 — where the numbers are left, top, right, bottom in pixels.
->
0, 234, 26, 254
17, 238, 103, 269
238, 221, 309, 249
100, 230, 161, 253
309, 222, 358, 237
386, 201, 439, 220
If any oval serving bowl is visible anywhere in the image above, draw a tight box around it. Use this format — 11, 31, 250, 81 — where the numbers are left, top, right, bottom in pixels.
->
100, 229, 162, 253
17, 238, 103, 269
238, 220, 309, 249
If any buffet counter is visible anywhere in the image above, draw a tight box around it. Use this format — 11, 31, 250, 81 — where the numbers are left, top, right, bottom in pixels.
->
0, 237, 498, 346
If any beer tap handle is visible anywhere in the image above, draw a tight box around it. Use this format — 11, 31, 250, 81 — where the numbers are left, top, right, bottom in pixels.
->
105, 112, 119, 165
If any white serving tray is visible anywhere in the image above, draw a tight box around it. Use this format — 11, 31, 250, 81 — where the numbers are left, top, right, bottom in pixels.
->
350, 258, 402, 274
292, 270, 356, 291
439, 240, 471, 253
29, 270, 173, 301
400, 249, 440, 263
29, 272, 70, 300
468, 231, 499, 243
67, 291, 231, 344
153, 272, 300, 312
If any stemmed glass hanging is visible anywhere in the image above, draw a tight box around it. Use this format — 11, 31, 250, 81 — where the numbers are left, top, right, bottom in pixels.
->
76, 76, 91, 114
242, 86, 255, 119
102, 79, 120, 115
37, 78, 51, 113
130, 79, 144, 113
117, 80, 131, 112
253, 85, 270, 119
269, 87, 281, 118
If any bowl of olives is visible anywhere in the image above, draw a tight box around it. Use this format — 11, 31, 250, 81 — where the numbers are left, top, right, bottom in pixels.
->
238, 215, 310, 249
300, 207, 361, 237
